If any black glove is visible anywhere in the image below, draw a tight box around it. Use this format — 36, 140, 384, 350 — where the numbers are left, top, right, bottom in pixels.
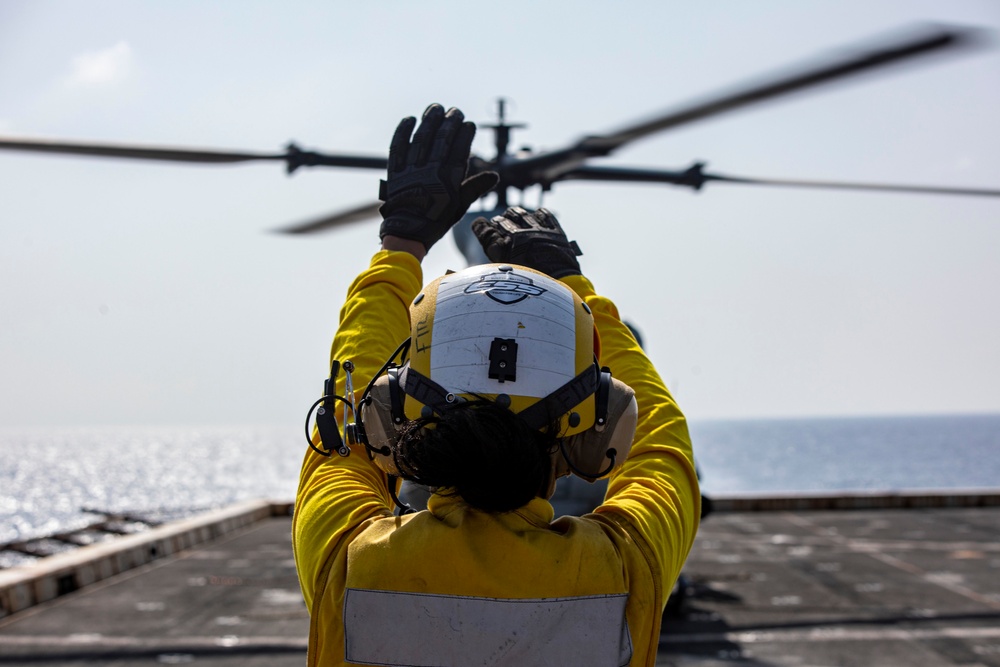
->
471, 206, 583, 278
379, 104, 499, 251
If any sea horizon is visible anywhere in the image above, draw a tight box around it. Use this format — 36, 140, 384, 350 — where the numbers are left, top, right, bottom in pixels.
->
2, 413, 999, 549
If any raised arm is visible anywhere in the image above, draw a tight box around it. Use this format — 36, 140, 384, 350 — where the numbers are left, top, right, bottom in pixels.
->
472, 206, 700, 597
563, 273, 700, 588
292, 248, 421, 609
293, 104, 498, 609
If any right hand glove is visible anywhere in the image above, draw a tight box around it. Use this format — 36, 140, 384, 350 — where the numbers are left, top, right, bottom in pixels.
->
378, 104, 499, 251
471, 206, 583, 278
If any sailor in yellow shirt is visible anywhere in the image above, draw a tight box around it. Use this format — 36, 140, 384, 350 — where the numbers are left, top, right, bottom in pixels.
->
293, 104, 700, 666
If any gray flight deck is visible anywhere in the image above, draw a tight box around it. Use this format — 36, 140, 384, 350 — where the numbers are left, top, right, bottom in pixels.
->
661, 502, 1000, 666
0, 495, 998, 666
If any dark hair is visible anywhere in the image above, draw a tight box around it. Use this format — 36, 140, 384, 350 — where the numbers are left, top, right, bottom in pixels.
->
391, 399, 559, 513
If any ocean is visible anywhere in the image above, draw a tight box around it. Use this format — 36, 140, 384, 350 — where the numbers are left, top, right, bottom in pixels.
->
2, 414, 998, 549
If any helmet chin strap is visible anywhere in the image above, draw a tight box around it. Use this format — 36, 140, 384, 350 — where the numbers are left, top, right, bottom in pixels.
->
557, 439, 618, 481
543, 441, 615, 500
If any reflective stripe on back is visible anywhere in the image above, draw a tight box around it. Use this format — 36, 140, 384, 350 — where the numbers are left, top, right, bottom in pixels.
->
344, 588, 632, 666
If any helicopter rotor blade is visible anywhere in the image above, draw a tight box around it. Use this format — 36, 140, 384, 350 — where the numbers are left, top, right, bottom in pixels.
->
556, 165, 708, 187
0, 137, 387, 174
704, 174, 1000, 199
509, 24, 985, 186
0, 136, 286, 163
557, 164, 1000, 199
581, 25, 982, 154
275, 201, 383, 234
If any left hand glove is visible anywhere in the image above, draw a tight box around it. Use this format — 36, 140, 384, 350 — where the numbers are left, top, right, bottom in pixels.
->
471, 206, 583, 278
379, 104, 499, 251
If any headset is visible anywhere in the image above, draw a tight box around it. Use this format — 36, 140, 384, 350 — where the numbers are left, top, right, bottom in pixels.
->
305, 352, 637, 511
304, 264, 639, 511
304, 339, 413, 509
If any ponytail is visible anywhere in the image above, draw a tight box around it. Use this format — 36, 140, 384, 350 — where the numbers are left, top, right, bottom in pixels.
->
391, 399, 557, 513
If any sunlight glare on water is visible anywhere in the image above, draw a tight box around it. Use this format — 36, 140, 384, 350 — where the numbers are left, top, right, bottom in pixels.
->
2, 415, 999, 544
0, 424, 301, 544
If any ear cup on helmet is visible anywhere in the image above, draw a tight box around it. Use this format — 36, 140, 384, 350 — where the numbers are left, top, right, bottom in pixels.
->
555, 377, 637, 484
361, 374, 404, 475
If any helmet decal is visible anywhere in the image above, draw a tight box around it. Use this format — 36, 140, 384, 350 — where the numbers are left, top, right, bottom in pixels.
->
464, 271, 547, 305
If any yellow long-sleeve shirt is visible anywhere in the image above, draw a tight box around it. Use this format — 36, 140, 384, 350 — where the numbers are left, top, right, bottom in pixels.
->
293, 250, 699, 666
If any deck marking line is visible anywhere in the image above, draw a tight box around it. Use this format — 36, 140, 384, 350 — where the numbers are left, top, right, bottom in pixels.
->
0, 635, 308, 649
780, 513, 1000, 611
661, 624, 1000, 645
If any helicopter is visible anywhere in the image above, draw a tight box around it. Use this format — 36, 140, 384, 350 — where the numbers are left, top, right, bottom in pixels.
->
1, 24, 997, 272
2, 15, 999, 431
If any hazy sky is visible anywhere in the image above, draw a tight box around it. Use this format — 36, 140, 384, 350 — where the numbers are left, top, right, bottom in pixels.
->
1, 1, 998, 428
